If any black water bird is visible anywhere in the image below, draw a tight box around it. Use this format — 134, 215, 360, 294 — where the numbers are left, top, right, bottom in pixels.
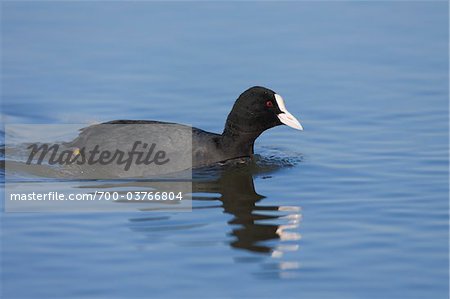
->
70, 86, 302, 171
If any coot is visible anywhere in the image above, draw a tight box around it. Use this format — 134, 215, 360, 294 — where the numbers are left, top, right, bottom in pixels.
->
70, 86, 302, 172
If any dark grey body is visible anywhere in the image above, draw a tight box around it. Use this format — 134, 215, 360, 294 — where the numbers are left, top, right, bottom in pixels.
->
73, 120, 260, 168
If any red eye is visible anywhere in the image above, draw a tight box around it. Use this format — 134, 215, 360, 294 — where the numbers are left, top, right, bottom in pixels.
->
266, 101, 273, 108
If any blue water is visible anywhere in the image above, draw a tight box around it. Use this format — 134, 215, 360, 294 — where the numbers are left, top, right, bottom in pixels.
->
1, 2, 449, 298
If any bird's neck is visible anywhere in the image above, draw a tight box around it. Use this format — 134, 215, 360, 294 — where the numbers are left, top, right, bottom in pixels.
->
220, 124, 263, 157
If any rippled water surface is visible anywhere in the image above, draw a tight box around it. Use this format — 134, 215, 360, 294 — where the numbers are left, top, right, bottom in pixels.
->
1, 2, 448, 299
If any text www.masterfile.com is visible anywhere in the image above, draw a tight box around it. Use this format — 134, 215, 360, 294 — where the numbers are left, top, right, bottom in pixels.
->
9, 191, 184, 201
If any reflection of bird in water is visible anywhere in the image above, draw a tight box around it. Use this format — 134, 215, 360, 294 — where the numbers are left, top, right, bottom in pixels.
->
202, 163, 302, 278
79, 159, 302, 256
194, 163, 293, 254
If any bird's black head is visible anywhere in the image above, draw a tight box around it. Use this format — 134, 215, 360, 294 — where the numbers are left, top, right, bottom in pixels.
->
223, 86, 303, 136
